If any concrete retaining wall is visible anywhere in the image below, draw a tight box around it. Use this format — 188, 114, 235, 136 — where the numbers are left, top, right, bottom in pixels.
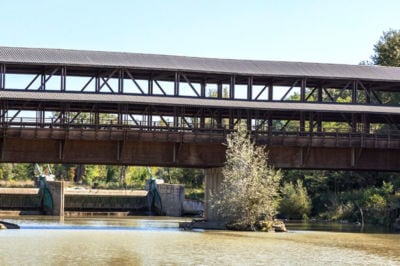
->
0, 188, 40, 210
65, 195, 147, 212
0, 185, 185, 217
183, 199, 204, 215
0, 187, 148, 215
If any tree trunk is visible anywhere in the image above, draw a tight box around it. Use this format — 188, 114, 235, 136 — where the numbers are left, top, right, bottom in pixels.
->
74, 164, 85, 184
355, 201, 365, 232
119, 165, 127, 187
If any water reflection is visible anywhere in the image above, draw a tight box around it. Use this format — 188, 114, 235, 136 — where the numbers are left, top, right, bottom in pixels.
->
0, 216, 399, 265
285, 220, 392, 233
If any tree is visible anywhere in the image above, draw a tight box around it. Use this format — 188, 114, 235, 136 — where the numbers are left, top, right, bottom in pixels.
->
372, 29, 400, 66
211, 125, 281, 230
369, 29, 400, 105
279, 179, 311, 219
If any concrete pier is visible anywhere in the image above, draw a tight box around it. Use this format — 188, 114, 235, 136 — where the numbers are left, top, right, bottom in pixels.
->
46, 181, 65, 216
156, 184, 185, 216
204, 168, 224, 221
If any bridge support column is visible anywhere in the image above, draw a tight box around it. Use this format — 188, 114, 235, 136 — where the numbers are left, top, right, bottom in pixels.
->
46, 181, 64, 216
204, 167, 224, 221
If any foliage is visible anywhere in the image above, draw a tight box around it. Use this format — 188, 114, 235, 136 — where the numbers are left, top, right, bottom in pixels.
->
369, 29, 400, 105
185, 188, 204, 201
371, 29, 400, 67
158, 168, 204, 188
279, 179, 311, 219
0, 164, 12, 180
212, 125, 281, 229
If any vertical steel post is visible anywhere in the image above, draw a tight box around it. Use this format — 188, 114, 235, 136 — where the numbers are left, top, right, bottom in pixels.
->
309, 112, 314, 133
95, 75, 100, 93
300, 112, 305, 133
117, 105, 123, 126
148, 107, 153, 130
217, 82, 222, 99
61, 66, 66, 92
268, 83, 273, 101
0, 64, 5, 90
352, 80, 357, 104
200, 80, 206, 98
316, 85, 323, 131
268, 117, 273, 142
173, 107, 178, 129
352, 113, 357, 133
118, 69, 124, 94
94, 111, 99, 129
300, 79, 306, 102
174, 72, 180, 96
229, 110, 234, 130
200, 108, 205, 129
363, 113, 370, 134
365, 85, 371, 105
317, 113, 322, 132
40, 71, 46, 91
317, 85, 323, 103
246, 110, 251, 131
230, 75, 235, 99
364, 86, 371, 133
148, 75, 153, 95
217, 110, 222, 129
247, 76, 253, 100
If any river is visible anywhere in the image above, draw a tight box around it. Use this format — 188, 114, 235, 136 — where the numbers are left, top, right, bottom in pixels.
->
0, 216, 399, 265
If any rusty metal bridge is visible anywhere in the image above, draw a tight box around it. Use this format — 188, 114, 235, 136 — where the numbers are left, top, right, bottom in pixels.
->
1, 47, 400, 170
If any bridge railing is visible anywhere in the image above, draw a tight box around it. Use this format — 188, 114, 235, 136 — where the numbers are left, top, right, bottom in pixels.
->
2, 117, 400, 141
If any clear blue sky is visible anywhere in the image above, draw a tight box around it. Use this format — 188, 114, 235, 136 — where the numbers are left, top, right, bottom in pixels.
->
1, 0, 399, 64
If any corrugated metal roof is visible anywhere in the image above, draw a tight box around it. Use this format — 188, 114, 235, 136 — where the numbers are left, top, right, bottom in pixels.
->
1, 90, 399, 115
0, 46, 400, 82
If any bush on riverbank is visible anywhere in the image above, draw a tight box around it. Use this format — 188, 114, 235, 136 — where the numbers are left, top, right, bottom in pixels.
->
279, 179, 311, 220
211, 125, 281, 231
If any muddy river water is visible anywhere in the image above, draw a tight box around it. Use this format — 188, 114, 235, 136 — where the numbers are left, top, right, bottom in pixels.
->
0, 216, 399, 265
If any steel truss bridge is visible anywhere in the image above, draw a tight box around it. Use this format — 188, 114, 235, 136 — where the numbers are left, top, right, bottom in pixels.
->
0, 47, 400, 170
